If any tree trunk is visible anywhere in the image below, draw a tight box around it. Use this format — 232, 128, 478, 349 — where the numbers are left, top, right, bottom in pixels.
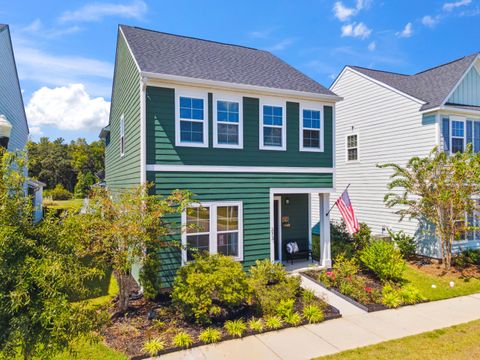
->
117, 270, 131, 312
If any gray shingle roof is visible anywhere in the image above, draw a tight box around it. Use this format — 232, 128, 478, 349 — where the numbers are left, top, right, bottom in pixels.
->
120, 25, 337, 97
0, 24, 7, 32
350, 53, 479, 111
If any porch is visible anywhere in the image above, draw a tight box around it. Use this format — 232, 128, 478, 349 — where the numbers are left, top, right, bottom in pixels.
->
269, 188, 332, 269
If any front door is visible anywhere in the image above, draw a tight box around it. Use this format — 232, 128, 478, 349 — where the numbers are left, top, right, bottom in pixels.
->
273, 197, 282, 261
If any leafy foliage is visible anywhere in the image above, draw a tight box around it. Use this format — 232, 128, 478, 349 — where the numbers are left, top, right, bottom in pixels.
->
330, 221, 355, 259
198, 328, 222, 344
388, 229, 417, 259
381, 283, 403, 308
0, 150, 103, 360
301, 289, 318, 307
453, 249, 480, 268
172, 254, 250, 324
78, 184, 193, 311
359, 240, 406, 282
264, 316, 283, 330
275, 299, 295, 319
172, 332, 194, 348
352, 222, 372, 251
381, 283, 424, 308
224, 319, 246, 337
379, 146, 480, 269
302, 305, 325, 323
74, 171, 96, 198
142, 338, 165, 356
248, 318, 264, 332
284, 312, 302, 326
248, 259, 300, 315
45, 183, 73, 200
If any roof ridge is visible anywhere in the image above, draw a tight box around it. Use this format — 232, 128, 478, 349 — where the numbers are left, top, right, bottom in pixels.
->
350, 65, 409, 77
414, 52, 479, 75
120, 24, 260, 52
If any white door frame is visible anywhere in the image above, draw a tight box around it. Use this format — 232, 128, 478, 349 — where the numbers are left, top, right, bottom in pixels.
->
273, 196, 282, 262
269, 188, 334, 264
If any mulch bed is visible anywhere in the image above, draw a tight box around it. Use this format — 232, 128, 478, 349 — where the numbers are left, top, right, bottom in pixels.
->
101, 292, 341, 359
301, 270, 388, 312
409, 257, 480, 279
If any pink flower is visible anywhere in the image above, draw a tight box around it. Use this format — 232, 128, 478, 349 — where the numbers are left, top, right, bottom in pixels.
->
365, 287, 373, 293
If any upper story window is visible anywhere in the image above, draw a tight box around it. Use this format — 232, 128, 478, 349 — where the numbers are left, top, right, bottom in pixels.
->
260, 102, 286, 151
451, 120, 465, 153
175, 91, 208, 147
300, 108, 323, 152
119, 114, 125, 157
346, 134, 358, 161
183, 202, 243, 263
213, 95, 243, 149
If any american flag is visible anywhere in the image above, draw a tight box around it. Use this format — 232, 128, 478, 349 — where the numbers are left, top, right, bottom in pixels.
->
335, 190, 359, 234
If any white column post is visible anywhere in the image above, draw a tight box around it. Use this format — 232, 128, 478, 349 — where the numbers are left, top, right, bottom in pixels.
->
320, 193, 332, 268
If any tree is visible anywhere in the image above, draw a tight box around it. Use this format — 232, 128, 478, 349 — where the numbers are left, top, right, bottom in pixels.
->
74, 171, 96, 198
379, 146, 480, 269
77, 185, 193, 312
0, 149, 102, 360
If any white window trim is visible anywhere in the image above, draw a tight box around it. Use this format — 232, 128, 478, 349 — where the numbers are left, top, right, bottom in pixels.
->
450, 116, 466, 155
213, 93, 243, 149
299, 103, 324, 152
259, 98, 287, 151
120, 114, 125, 157
345, 133, 360, 162
175, 89, 209, 148
181, 201, 244, 264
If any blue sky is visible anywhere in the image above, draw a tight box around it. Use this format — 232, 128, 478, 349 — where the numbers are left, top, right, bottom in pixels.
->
1, 0, 479, 142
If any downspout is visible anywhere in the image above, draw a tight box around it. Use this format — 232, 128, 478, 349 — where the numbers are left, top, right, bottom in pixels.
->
140, 76, 147, 185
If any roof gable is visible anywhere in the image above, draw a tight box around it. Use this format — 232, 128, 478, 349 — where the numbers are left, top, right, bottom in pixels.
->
120, 25, 336, 97
447, 59, 480, 107
347, 53, 479, 111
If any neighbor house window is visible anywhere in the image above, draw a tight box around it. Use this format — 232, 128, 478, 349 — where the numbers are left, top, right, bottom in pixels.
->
465, 200, 480, 242
213, 96, 243, 148
176, 92, 208, 147
182, 202, 243, 263
346, 134, 358, 161
300, 108, 323, 151
451, 120, 465, 153
120, 114, 125, 157
260, 103, 286, 150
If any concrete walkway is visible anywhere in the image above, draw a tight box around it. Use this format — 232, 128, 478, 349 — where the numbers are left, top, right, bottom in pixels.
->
154, 293, 480, 360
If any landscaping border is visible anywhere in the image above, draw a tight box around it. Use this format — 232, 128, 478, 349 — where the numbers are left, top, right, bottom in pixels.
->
300, 272, 388, 312
130, 304, 342, 360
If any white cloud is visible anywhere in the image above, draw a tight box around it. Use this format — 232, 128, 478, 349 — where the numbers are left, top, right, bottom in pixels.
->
59, 0, 147, 23
248, 27, 277, 39
29, 126, 43, 136
26, 84, 110, 132
265, 38, 294, 51
20, 19, 81, 39
341, 22, 372, 39
333, 0, 371, 21
443, 0, 471, 12
368, 41, 376, 51
396, 22, 413, 38
422, 15, 439, 27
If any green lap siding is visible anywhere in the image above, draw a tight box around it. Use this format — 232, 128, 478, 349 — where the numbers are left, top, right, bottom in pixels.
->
146, 86, 333, 167
147, 171, 333, 287
105, 31, 141, 191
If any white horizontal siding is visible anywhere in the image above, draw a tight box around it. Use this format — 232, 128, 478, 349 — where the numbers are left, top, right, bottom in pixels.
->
330, 69, 439, 256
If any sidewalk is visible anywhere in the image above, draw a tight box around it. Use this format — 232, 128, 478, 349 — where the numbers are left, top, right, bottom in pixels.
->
154, 292, 480, 360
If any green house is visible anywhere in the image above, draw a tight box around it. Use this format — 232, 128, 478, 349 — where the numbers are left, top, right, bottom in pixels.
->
102, 25, 341, 287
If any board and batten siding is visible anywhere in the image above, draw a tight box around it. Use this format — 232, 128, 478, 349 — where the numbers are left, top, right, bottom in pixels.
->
105, 30, 141, 191
448, 61, 480, 106
329, 68, 439, 256
0, 26, 28, 152
147, 171, 333, 287
145, 86, 333, 167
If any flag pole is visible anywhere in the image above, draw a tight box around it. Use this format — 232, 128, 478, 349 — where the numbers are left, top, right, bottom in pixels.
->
325, 183, 350, 217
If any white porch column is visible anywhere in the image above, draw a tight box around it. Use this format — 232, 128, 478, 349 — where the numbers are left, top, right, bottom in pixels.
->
319, 193, 332, 268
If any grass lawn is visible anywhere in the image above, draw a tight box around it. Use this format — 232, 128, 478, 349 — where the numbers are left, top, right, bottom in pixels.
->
44, 198, 84, 211
317, 319, 480, 360
404, 264, 480, 301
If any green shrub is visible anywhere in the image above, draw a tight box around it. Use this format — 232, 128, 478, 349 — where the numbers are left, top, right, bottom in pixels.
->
359, 240, 406, 282
453, 249, 480, 268
139, 249, 163, 299
248, 260, 300, 315
381, 283, 402, 308
284, 312, 302, 326
312, 234, 320, 261
399, 284, 425, 304
172, 332, 194, 348
74, 171, 96, 198
45, 184, 73, 200
224, 319, 246, 337
388, 229, 417, 259
248, 318, 264, 332
142, 338, 165, 356
331, 221, 355, 259
264, 316, 283, 330
275, 299, 295, 319
302, 305, 324, 323
333, 253, 359, 279
172, 254, 250, 324
301, 289, 317, 307
198, 328, 222, 344
353, 222, 372, 251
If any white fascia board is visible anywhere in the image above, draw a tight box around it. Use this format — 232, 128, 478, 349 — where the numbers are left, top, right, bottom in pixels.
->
337, 67, 426, 105
146, 164, 335, 174
141, 71, 343, 103
422, 105, 480, 118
